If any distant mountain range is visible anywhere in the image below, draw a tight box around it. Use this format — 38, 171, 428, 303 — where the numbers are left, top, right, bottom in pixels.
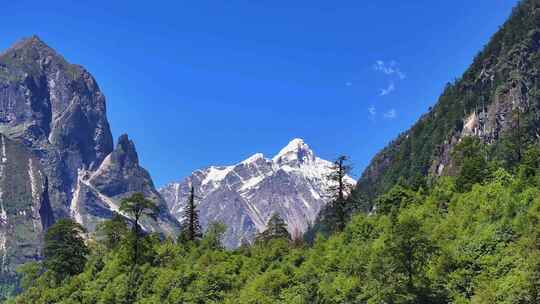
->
160, 138, 355, 248
0, 36, 354, 281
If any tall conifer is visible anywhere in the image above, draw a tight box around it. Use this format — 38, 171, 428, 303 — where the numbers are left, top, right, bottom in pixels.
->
181, 185, 202, 242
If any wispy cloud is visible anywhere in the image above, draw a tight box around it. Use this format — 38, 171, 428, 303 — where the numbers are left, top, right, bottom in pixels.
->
369, 60, 403, 121
383, 108, 397, 119
379, 81, 395, 96
374, 60, 406, 79
373, 60, 406, 97
368, 105, 376, 119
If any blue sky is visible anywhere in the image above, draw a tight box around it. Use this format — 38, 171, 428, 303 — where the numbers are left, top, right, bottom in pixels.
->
0, 0, 519, 186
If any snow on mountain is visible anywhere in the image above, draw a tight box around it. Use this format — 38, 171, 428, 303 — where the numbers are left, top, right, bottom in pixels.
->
159, 138, 355, 248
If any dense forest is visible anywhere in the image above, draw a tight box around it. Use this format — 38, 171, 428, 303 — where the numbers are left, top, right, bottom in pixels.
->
6, 139, 540, 303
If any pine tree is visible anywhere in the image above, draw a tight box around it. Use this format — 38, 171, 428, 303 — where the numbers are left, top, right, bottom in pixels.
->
43, 219, 89, 283
326, 155, 353, 231
255, 213, 290, 244
181, 185, 202, 242
119, 192, 158, 265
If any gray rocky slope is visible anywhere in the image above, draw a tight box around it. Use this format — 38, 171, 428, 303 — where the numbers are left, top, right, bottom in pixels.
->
0, 134, 52, 275
0, 35, 113, 219
0, 36, 179, 278
160, 138, 355, 248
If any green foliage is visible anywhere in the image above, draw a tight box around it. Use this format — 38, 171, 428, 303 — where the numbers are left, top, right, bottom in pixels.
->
180, 186, 203, 243
120, 192, 158, 265
325, 155, 354, 232
201, 222, 227, 250
96, 213, 129, 250
13, 156, 540, 303
305, 155, 364, 241
375, 183, 420, 215
15, 262, 42, 291
452, 137, 490, 192
119, 193, 159, 232
518, 145, 540, 185
255, 213, 291, 244
43, 219, 89, 284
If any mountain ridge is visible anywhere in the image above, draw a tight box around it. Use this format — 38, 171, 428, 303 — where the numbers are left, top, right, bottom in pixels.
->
160, 138, 355, 248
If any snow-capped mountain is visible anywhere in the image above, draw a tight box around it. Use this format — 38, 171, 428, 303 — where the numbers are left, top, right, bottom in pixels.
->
160, 138, 355, 248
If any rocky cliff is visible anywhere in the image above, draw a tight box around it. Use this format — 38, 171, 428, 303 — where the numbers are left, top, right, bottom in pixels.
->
0, 36, 179, 282
70, 134, 178, 234
0, 134, 53, 280
0, 35, 113, 218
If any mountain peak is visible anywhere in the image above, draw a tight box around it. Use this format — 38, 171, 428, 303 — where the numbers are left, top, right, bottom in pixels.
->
15, 35, 45, 47
242, 153, 265, 165
2, 35, 52, 56
287, 138, 306, 146
272, 138, 314, 164
160, 136, 354, 248
0, 35, 72, 77
114, 134, 139, 166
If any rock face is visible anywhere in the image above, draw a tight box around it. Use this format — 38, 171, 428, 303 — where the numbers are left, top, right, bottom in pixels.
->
70, 134, 178, 234
0, 134, 53, 278
160, 138, 355, 248
0, 35, 113, 218
0, 36, 179, 280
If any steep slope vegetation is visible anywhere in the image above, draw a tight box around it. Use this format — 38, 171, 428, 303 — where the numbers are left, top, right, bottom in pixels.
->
357, 0, 540, 202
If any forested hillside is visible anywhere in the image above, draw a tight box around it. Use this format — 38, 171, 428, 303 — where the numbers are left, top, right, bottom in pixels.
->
9, 141, 540, 303
308, 0, 540, 239
357, 0, 540, 201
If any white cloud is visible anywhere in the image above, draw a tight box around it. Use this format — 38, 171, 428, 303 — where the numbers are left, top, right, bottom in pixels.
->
374, 60, 406, 79
383, 109, 397, 119
368, 105, 376, 119
379, 82, 395, 96
373, 60, 405, 97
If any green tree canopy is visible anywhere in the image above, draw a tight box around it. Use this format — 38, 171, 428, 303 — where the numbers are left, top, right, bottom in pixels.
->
255, 213, 290, 244
452, 136, 489, 192
96, 212, 129, 250
43, 219, 89, 283
119, 192, 158, 264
